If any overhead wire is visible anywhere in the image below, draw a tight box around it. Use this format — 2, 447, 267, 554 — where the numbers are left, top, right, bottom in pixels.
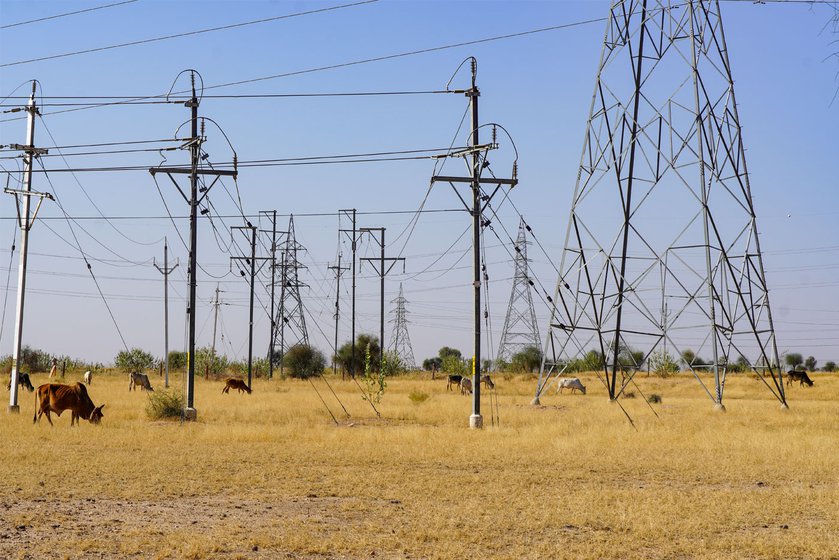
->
0, 0, 380, 68
0, 0, 138, 30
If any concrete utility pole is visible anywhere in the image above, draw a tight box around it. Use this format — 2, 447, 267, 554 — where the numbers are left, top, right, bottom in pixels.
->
149, 70, 237, 420
328, 255, 350, 375
211, 284, 222, 364
360, 227, 405, 375
339, 209, 358, 377
154, 237, 179, 388
6, 81, 52, 413
431, 58, 517, 427
231, 224, 271, 388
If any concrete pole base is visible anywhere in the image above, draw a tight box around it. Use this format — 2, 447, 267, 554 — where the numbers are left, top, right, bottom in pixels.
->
530, 397, 541, 406
183, 408, 198, 421
780, 402, 789, 411
713, 402, 726, 413
8, 405, 20, 414
469, 414, 483, 429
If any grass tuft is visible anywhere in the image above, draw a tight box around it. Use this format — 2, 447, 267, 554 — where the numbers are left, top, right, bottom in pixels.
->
145, 389, 185, 420
408, 390, 430, 404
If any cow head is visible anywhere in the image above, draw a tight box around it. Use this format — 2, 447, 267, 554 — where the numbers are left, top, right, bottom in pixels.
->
89, 404, 105, 424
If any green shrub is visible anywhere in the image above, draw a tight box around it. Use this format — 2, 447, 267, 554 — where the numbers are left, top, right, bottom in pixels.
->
145, 390, 185, 420
284, 344, 326, 379
115, 348, 156, 372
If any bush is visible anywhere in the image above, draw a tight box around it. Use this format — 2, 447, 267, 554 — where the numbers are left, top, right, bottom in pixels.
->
115, 348, 156, 372
408, 390, 430, 404
442, 354, 469, 376
167, 351, 187, 370
647, 394, 662, 404
145, 390, 184, 420
284, 344, 326, 379
510, 346, 542, 373
193, 346, 228, 379
824, 361, 837, 372
648, 349, 679, 377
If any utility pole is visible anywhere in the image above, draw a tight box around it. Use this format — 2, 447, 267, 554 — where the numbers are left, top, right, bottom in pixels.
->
360, 227, 405, 375
328, 255, 350, 375
149, 70, 237, 420
339, 209, 357, 377
5, 81, 52, 414
154, 237, 179, 388
231, 224, 271, 388
431, 58, 518, 427
211, 285, 222, 363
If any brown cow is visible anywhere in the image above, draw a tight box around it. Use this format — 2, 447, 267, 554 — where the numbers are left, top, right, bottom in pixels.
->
222, 378, 252, 394
129, 372, 154, 392
33, 383, 104, 426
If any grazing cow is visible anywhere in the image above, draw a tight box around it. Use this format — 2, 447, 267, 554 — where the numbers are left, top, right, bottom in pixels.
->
446, 374, 463, 392
83, 371, 92, 385
7, 372, 35, 393
460, 377, 473, 396
128, 372, 154, 392
786, 370, 814, 387
222, 378, 252, 394
557, 377, 587, 395
33, 383, 104, 426
481, 375, 495, 390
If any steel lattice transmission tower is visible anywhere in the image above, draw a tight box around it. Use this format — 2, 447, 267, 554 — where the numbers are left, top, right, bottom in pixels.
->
497, 219, 541, 365
273, 214, 309, 365
535, 0, 787, 409
388, 283, 416, 370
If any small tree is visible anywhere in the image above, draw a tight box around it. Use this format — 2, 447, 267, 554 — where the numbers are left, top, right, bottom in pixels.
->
284, 344, 326, 379
804, 356, 817, 372
823, 361, 836, 372
335, 334, 380, 376
785, 353, 804, 371
648, 349, 679, 377
422, 357, 442, 372
441, 354, 469, 376
193, 346, 228, 378
438, 346, 462, 360
510, 346, 542, 373
115, 348, 156, 372
167, 350, 187, 370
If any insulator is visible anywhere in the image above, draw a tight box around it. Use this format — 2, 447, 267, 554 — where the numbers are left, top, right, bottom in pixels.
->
513, 162, 518, 179
484, 311, 489, 319
514, 246, 521, 253
525, 224, 532, 232
528, 280, 534, 286
547, 296, 553, 303
247, 221, 253, 228
200, 118, 205, 136
10, 244, 14, 251
86, 263, 92, 270
564, 283, 570, 290
240, 270, 245, 277
492, 125, 497, 144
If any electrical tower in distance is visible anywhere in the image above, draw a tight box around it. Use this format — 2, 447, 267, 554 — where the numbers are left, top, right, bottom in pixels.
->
388, 283, 416, 370
535, 0, 786, 410
273, 214, 309, 365
497, 219, 541, 365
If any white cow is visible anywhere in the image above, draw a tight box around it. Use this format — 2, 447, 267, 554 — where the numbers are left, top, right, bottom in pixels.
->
460, 377, 473, 396
557, 377, 586, 395
83, 370, 92, 385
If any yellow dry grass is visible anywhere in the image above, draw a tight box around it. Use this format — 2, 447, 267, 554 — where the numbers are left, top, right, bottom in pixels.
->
1, 370, 837, 559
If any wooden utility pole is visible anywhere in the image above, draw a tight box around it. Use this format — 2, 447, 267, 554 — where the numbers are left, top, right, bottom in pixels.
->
154, 237, 179, 388
360, 227, 405, 375
5, 81, 52, 413
431, 59, 517, 428
149, 70, 237, 420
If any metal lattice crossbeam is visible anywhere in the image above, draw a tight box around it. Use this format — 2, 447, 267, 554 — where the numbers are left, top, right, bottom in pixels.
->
536, 0, 786, 409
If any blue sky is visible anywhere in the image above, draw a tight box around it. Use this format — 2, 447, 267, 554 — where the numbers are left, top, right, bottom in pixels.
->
0, 0, 836, 367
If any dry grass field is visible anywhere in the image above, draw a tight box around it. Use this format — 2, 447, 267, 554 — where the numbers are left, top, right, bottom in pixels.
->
1, 369, 837, 559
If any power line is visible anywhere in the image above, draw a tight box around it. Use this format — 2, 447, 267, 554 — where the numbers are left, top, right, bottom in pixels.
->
0, 0, 138, 30
0, 0, 379, 68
